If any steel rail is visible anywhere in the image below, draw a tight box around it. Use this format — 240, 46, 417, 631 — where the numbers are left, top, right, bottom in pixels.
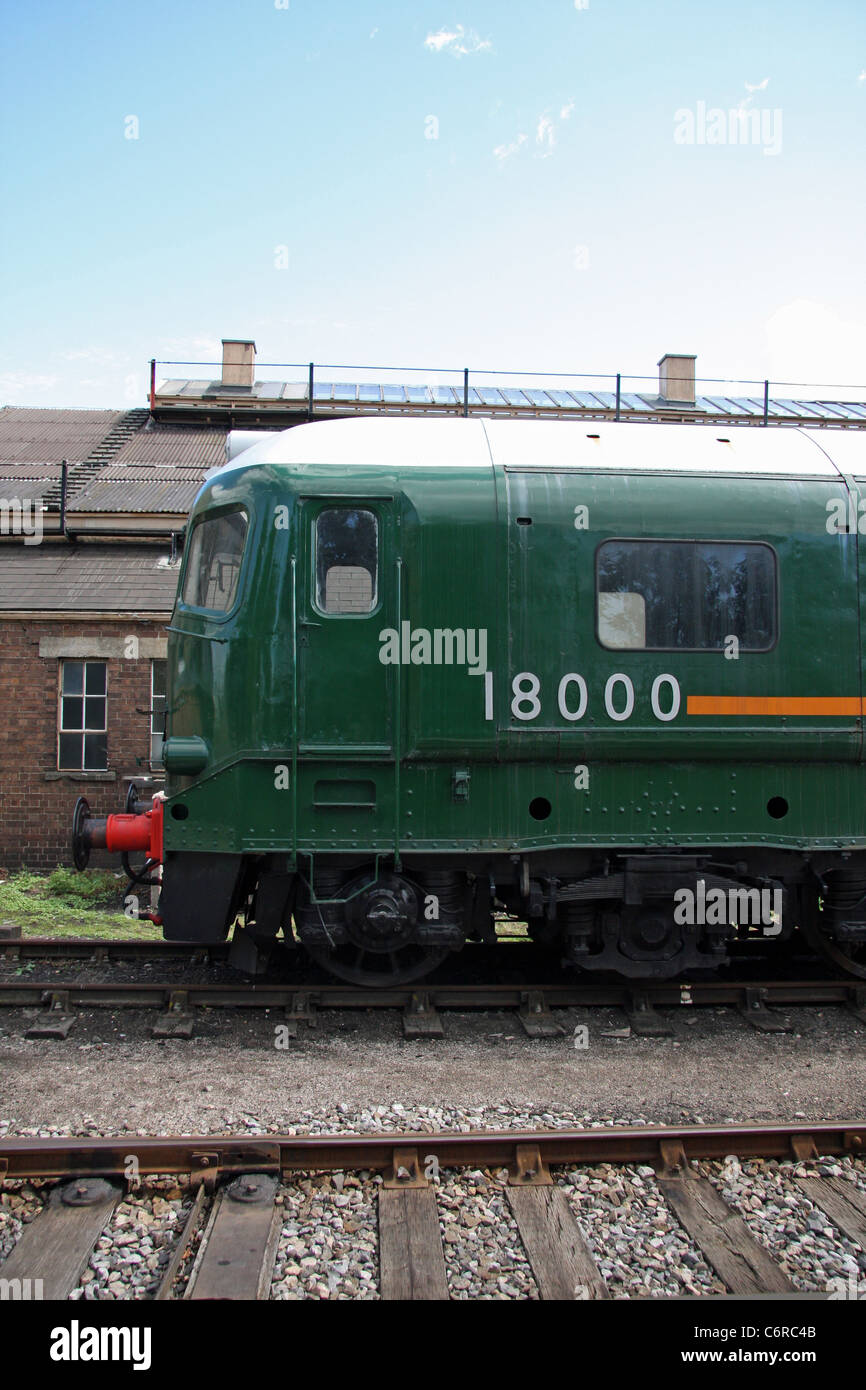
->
0, 939, 232, 961
0, 1122, 863, 1182
0, 936, 536, 960
0, 978, 861, 1010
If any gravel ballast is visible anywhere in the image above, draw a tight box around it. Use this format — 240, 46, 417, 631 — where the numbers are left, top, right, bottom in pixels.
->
1, 999, 864, 1133
2, 989, 865, 1300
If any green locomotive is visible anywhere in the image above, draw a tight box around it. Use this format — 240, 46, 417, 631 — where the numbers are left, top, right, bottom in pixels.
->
74, 416, 866, 983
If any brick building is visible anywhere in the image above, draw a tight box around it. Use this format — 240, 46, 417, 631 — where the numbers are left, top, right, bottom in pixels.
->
0, 408, 226, 870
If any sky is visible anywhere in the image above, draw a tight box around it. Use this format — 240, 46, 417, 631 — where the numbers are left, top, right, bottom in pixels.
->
1, 0, 865, 407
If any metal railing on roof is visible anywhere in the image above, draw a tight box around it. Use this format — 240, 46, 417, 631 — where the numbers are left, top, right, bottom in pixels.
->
148, 358, 866, 428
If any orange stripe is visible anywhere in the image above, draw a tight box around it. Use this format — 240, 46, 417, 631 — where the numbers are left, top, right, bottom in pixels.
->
686, 696, 863, 716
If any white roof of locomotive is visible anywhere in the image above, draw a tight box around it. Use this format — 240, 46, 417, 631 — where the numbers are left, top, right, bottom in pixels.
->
220, 415, 858, 479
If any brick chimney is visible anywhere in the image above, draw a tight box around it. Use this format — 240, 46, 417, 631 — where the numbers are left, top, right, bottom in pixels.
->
221, 339, 256, 389
658, 353, 696, 406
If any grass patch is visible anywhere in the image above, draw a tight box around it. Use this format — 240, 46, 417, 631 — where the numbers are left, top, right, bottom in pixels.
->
0, 869, 162, 939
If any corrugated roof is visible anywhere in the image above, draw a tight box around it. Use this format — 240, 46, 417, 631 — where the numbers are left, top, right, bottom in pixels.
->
0, 464, 63, 480
68, 474, 203, 514
0, 545, 179, 611
112, 422, 227, 467
0, 408, 124, 464
0, 484, 53, 506
0, 464, 60, 504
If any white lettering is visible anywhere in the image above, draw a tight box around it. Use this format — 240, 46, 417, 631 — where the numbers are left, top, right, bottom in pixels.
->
558, 673, 588, 722
650, 673, 680, 722
604, 673, 634, 722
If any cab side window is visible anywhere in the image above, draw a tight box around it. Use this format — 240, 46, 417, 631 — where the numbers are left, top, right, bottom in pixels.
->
315, 508, 378, 614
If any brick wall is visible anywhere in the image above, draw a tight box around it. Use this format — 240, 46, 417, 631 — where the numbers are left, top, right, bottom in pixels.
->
0, 618, 166, 872
323, 565, 373, 613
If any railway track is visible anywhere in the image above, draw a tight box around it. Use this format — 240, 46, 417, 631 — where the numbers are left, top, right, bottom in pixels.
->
0, 977, 864, 1039
1, 1123, 864, 1302
2, 937, 863, 1036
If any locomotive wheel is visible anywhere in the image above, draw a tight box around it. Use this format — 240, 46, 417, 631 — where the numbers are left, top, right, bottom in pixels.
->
303, 941, 450, 987
799, 914, 866, 979
798, 888, 866, 979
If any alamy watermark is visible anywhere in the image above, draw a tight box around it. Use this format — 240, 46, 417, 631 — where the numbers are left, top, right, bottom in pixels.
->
378, 622, 488, 672
826, 497, 866, 533
50, 1321, 151, 1370
0, 497, 43, 545
0, 1277, 44, 1300
674, 101, 782, 157
826, 1273, 866, 1300
673, 880, 782, 935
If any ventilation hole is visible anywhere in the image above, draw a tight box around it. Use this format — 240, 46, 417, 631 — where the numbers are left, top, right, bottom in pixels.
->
529, 797, 552, 821
586, 433, 600, 439
767, 796, 788, 820
171, 803, 189, 821
716, 437, 731, 443
516, 516, 532, 526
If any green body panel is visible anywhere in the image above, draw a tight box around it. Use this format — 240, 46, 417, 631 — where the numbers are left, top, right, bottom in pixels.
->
165, 759, 865, 854
162, 456, 866, 858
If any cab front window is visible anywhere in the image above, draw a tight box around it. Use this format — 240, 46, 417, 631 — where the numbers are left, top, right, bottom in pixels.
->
182, 509, 248, 612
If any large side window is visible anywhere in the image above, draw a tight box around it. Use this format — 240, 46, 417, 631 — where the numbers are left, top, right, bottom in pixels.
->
150, 659, 166, 769
182, 509, 248, 612
315, 507, 378, 614
59, 660, 107, 770
597, 540, 776, 651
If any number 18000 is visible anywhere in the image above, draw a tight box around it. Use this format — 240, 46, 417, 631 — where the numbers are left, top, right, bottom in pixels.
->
480, 671, 681, 724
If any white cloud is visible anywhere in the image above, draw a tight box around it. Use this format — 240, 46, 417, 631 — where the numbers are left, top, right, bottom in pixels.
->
0, 372, 59, 396
493, 133, 527, 162
159, 335, 223, 362
424, 24, 491, 57
536, 115, 555, 148
494, 99, 574, 164
765, 299, 866, 396
61, 346, 127, 365
734, 78, 772, 120
859, 70, 866, 82
369, 27, 378, 39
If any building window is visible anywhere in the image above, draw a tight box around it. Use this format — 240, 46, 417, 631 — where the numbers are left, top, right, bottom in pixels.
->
315, 508, 378, 614
596, 540, 777, 651
181, 509, 248, 612
151, 659, 166, 769
58, 661, 107, 770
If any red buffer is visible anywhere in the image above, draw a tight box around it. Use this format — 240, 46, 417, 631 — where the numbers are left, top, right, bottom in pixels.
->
72, 793, 164, 870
